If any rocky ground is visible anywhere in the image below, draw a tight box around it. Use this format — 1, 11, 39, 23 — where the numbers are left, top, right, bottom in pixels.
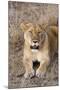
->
8, 1, 58, 89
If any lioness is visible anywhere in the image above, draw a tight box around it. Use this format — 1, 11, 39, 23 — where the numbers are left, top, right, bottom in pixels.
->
20, 22, 58, 78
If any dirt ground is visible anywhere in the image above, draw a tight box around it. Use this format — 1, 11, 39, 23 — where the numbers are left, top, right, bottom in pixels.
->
8, 1, 58, 89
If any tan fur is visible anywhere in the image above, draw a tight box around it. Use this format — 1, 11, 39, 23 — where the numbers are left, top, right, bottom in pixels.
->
20, 22, 58, 78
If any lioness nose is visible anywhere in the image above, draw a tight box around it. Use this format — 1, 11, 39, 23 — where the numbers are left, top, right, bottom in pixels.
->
33, 40, 38, 43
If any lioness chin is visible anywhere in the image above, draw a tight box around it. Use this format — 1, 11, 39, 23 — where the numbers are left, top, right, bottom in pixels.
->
20, 22, 58, 79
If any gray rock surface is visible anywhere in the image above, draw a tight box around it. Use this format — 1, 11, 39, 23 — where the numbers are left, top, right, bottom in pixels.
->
8, 1, 58, 89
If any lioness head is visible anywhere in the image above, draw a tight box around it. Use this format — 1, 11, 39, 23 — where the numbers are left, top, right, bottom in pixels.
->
20, 22, 47, 51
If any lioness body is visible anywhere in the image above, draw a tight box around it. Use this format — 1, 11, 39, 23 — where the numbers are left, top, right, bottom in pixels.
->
20, 22, 58, 78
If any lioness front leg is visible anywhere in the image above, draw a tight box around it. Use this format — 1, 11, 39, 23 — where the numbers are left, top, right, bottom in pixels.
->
23, 58, 35, 79
36, 59, 50, 78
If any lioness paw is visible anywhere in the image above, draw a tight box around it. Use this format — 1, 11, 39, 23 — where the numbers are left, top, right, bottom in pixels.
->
24, 70, 35, 79
36, 68, 46, 78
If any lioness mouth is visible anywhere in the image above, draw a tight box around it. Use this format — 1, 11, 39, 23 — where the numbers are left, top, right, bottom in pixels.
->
30, 45, 39, 49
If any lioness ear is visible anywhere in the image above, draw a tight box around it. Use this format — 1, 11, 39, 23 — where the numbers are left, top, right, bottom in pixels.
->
20, 22, 33, 32
49, 26, 58, 36
20, 22, 27, 32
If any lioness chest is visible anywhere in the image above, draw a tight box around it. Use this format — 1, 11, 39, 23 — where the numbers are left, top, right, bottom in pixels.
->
24, 48, 49, 62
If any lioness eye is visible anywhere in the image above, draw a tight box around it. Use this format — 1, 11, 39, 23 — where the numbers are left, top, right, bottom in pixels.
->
38, 31, 42, 33
29, 31, 32, 34
38, 31, 40, 33
38, 32, 41, 35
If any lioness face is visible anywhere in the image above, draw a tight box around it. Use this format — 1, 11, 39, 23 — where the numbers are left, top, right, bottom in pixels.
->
20, 22, 46, 51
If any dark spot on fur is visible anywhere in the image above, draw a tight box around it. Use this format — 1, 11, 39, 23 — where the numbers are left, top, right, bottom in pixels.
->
33, 60, 40, 71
